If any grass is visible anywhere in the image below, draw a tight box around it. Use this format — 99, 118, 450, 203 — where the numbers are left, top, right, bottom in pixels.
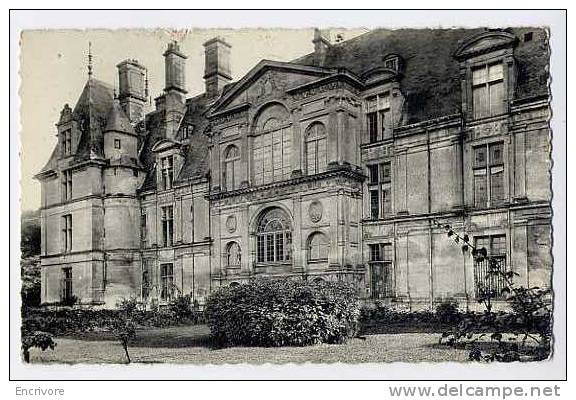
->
28, 324, 473, 364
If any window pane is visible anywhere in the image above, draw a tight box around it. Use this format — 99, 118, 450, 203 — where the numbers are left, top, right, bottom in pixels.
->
489, 142, 504, 165
473, 85, 489, 119
472, 66, 487, 85
317, 138, 327, 173
368, 165, 379, 184
368, 112, 378, 142
306, 140, 317, 175
491, 235, 506, 255
370, 190, 379, 219
474, 173, 487, 207
489, 81, 505, 115
380, 162, 391, 181
490, 167, 505, 204
369, 244, 382, 261
488, 63, 503, 82
381, 186, 392, 216
474, 146, 487, 168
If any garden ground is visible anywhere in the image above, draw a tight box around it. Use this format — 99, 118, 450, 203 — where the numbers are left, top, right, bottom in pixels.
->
29, 324, 473, 364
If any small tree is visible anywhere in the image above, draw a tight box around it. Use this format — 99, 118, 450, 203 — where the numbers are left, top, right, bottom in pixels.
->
109, 317, 136, 364
433, 219, 552, 362
21, 331, 56, 363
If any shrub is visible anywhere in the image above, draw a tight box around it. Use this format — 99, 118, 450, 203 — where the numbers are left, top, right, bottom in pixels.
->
204, 278, 360, 347
435, 299, 461, 325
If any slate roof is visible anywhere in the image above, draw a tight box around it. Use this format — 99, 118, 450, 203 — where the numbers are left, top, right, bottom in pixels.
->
105, 99, 136, 134
40, 28, 549, 188
139, 94, 211, 191
294, 27, 549, 123
37, 78, 114, 175
72, 78, 115, 161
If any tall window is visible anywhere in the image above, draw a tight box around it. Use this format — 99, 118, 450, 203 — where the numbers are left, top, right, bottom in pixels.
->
473, 142, 505, 208
256, 208, 292, 264
62, 214, 72, 253
472, 62, 505, 119
366, 93, 391, 143
160, 155, 174, 190
253, 117, 292, 185
223, 145, 240, 191
474, 235, 507, 299
62, 129, 72, 155
367, 162, 392, 219
141, 259, 152, 300
305, 122, 328, 175
160, 263, 174, 301
140, 211, 147, 247
161, 206, 174, 247
226, 242, 241, 268
307, 232, 329, 262
369, 243, 394, 299
61, 170, 72, 201
61, 267, 73, 302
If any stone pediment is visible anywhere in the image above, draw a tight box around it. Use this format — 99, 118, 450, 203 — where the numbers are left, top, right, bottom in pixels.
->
454, 30, 518, 60
361, 67, 399, 87
209, 60, 335, 116
151, 138, 181, 153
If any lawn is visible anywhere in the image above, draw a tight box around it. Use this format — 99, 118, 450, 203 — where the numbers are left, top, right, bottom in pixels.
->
28, 324, 472, 364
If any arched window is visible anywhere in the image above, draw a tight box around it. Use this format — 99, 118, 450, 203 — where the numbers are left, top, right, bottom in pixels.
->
307, 232, 329, 262
256, 208, 292, 264
252, 104, 292, 185
229, 282, 240, 288
223, 145, 240, 191
305, 122, 328, 175
226, 242, 241, 268
312, 277, 325, 283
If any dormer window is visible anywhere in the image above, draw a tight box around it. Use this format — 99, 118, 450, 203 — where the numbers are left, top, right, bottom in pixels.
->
472, 62, 505, 119
454, 30, 517, 121
384, 56, 398, 71
181, 125, 193, 139
114, 139, 121, 149
160, 155, 174, 190
63, 129, 72, 155
366, 92, 391, 143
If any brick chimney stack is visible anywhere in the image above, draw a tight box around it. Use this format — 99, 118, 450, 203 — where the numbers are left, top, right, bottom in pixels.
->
312, 28, 331, 66
116, 59, 146, 122
203, 37, 232, 99
161, 41, 187, 139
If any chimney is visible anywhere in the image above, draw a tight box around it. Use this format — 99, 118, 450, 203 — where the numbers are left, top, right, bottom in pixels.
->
203, 37, 232, 99
312, 28, 331, 66
164, 41, 187, 96
162, 41, 187, 139
116, 59, 146, 122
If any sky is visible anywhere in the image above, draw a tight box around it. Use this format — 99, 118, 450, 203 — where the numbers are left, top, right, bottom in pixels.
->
19, 28, 368, 211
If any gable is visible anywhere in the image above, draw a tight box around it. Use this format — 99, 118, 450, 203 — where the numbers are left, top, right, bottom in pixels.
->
454, 30, 518, 60
209, 61, 335, 115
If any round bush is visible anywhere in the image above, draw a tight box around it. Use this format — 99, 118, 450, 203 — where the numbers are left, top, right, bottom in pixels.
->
204, 278, 361, 347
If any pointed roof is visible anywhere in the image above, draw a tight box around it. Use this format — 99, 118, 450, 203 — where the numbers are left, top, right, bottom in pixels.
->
72, 78, 114, 161
105, 99, 135, 134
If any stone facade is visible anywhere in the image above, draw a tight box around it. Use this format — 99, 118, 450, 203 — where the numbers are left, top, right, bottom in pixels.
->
35, 28, 552, 309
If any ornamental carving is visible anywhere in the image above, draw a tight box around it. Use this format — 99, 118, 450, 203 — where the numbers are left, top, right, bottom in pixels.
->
308, 200, 323, 223
226, 215, 237, 233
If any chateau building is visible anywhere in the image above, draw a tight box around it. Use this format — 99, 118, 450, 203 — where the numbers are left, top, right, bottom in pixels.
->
35, 28, 552, 309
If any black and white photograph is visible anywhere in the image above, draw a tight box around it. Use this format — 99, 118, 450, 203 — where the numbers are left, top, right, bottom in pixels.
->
9, 8, 567, 384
